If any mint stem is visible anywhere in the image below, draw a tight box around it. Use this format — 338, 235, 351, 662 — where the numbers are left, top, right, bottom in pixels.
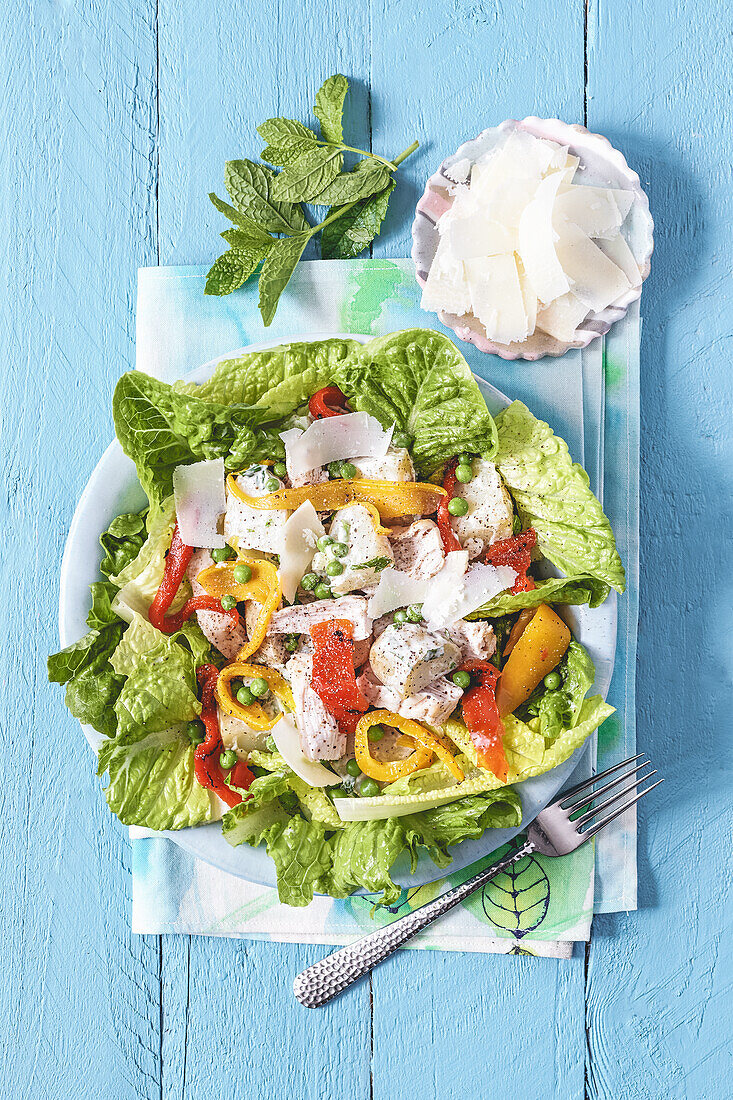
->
312, 140, 419, 235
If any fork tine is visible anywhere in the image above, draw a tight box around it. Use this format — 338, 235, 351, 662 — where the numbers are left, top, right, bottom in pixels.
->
582, 778, 664, 840
565, 762, 655, 814
559, 754, 646, 806
574, 769, 658, 828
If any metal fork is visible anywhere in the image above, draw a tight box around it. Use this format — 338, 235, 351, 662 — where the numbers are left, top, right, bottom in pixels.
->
294, 754, 662, 1007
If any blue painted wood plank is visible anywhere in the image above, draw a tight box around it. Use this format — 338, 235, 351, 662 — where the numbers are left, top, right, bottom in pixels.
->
0, 2, 164, 1097
586, 1, 733, 1097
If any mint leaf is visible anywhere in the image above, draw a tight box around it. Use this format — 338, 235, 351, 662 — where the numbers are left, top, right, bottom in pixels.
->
224, 159, 308, 233
257, 117, 318, 148
321, 181, 394, 259
221, 224, 274, 251
209, 191, 257, 227
258, 232, 312, 326
261, 142, 316, 168
314, 74, 348, 144
204, 249, 262, 296
271, 146, 343, 202
311, 159, 392, 206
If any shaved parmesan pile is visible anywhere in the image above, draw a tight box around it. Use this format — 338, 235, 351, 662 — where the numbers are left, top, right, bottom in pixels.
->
172, 458, 226, 549
422, 130, 642, 344
281, 412, 393, 478
277, 501, 325, 603
272, 716, 341, 787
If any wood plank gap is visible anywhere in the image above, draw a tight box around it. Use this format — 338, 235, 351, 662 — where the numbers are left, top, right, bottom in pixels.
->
155, 0, 161, 260
181, 937, 191, 1100
159, 937, 164, 1100
584, 940, 591, 1100
583, 0, 589, 126
369, 972, 374, 1100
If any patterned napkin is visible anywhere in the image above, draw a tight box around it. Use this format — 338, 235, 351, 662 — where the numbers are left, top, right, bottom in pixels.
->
130, 259, 639, 955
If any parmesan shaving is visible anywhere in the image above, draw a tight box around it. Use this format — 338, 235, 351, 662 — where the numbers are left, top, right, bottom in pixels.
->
281, 412, 393, 478
173, 458, 226, 550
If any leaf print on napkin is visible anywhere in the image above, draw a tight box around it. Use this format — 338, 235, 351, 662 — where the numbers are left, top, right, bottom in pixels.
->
480, 846, 551, 938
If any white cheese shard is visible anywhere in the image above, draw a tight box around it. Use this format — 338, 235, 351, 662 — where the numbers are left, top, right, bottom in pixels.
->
536, 291, 590, 341
596, 233, 642, 291
518, 172, 571, 306
421, 234, 472, 316
280, 412, 392, 479
423, 562, 517, 629
553, 216, 632, 312
555, 185, 633, 240
173, 458, 226, 550
278, 501, 325, 603
443, 212, 515, 260
272, 715, 341, 786
466, 253, 530, 345
367, 550, 468, 620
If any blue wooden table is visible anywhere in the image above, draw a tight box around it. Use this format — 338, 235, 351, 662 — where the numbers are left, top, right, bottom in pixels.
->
2, 1, 731, 1097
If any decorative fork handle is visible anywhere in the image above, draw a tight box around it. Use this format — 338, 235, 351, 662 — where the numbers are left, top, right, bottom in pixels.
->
293, 838, 536, 1008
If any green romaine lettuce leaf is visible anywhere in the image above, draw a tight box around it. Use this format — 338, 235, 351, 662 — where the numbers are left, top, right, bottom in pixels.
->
174, 338, 360, 415
99, 510, 147, 578
402, 791, 523, 870
470, 573, 610, 617
494, 400, 625, 592
332, 329, 498, 478
112, 371, 273, 518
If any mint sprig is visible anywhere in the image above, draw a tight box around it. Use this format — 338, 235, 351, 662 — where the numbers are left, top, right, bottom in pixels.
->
205, 74, 418, 325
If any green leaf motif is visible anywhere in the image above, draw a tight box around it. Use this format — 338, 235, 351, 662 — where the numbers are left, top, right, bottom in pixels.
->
271, 146, 343, 203
311, 159, 392, 206
258, 232, 311, 327
224, 159, 308, 233
314, 73, 348, 144
481, 847, 551, 937
204, 250, 262, 296
321, 182, 394, 259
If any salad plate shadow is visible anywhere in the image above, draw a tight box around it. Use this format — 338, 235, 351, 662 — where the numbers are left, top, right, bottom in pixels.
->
59, 333, 616, 892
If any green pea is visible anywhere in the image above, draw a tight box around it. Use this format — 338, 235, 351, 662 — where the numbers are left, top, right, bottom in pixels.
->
220, 594, 237, 611
265, 735, 277, 752
368, 724, 386, 742
331, 787, 348, 800
447, 497, 469, 517
219, 750, 237, 771
284, 634, 300, 652
345, 758, 361, 778
360, 778, 380, 798
452, 670, 472, 689
392, 430, 412, 449
212, 545, 234, 564
234, 562, 252, 584
272, 462, 287, 478
455, 464, 473, 483
407, 604, 423, 623
459, 453, 473, 466
265, 476, 280, 492
340, 462, 357, 479
300, 572, 318, 592
393, 609, 408, 623
249, 677, 269, 698
326, 559, 344, 577
237, 685, 255, 706
186, 720, 205, 745
327, 460, 343, 479
317, 535, 334, 552
332, 541, 349, 557
314, 583, 332, 600
544, 671, 562, 691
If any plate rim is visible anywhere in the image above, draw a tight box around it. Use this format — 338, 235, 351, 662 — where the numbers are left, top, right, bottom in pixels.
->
59, 331, 617, 891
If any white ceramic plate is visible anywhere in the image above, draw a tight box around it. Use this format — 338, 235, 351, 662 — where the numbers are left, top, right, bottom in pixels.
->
411, 117, 654, 360
59, 333, 616, 889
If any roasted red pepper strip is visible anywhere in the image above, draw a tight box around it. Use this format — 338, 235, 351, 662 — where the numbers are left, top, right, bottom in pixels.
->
148, 523, 240, 635
310, 619, 370, 735
484, 528, 537, 593
460, 660, 509, 783
193, 665, 252, 806
436, 458, 462, 553
308, 385, 349, 419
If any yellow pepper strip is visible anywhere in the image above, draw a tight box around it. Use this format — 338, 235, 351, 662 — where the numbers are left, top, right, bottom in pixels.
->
196, 554, 282, 661
497, 603, 571, 716
216, 663, 294, 729
355, 710, 464, 784
226, 474, 446, 522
